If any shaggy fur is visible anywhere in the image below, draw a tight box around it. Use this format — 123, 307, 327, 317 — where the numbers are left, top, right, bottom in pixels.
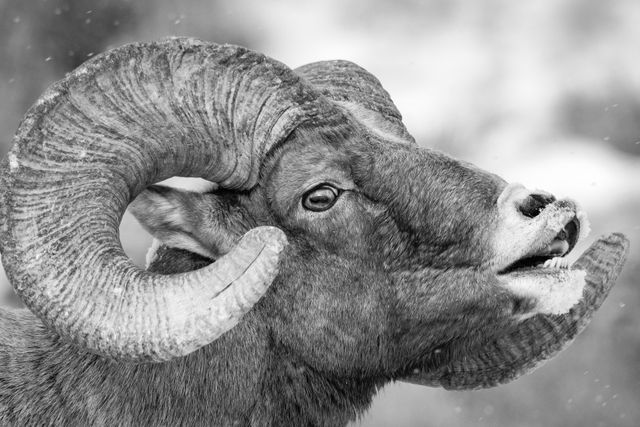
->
0, 126, 576, 425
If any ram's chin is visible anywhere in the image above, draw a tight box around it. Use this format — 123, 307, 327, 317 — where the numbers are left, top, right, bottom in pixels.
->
500, 265, 586, 317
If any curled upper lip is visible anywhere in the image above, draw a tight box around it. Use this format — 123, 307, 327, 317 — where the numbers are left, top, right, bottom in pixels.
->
538, 215, 580, 257
495, 199, 584, 274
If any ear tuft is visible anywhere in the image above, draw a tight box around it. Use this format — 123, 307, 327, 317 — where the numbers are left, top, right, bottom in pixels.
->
129, 185, 216, 259
130, 185, 186, 229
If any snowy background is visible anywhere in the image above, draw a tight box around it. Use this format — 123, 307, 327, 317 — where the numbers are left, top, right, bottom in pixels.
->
1, 1, 639, 426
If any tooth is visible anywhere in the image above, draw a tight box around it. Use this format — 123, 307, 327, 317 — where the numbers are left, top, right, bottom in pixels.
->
544, 256, 570, 269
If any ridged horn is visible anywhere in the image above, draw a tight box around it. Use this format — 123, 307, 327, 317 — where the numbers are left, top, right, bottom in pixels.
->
403, 232, 629, 389
295, 60, 415, 144
0, 38, 338, 361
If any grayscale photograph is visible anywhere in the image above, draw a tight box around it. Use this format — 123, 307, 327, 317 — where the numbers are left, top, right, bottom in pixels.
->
0, 1, 637, 426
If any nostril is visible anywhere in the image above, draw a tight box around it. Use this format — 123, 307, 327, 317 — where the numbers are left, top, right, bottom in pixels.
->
518, 193, 556, 218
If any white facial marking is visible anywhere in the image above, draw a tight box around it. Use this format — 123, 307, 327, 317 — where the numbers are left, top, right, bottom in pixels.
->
492, 182, 587, 272
505, 269, 586, 317
576, 207, 591, 241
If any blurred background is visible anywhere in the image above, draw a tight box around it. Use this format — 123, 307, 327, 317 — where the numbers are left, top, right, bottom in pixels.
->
1, 0, 639, 425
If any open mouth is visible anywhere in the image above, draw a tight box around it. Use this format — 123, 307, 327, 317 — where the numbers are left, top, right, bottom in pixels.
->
499, 217, 581, 274
495, 213, 589, 316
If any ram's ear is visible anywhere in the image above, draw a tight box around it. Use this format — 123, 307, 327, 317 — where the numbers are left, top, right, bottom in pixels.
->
129, 185, 251, 260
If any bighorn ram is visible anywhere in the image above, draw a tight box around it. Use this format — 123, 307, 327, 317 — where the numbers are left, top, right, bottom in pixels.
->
0, 38, 629, 425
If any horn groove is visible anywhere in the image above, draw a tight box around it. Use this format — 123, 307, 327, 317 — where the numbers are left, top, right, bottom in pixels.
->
0, 38, 329, 361
295, 60, 415, 144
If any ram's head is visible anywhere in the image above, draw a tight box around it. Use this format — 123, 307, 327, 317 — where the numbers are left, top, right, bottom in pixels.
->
0, 39, 628, 388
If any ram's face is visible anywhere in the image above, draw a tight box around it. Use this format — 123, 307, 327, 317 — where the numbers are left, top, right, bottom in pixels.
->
218, 125, 585, 375
267, 129, 502, 273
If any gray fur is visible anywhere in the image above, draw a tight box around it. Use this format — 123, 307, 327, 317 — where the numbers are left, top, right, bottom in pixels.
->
0, 108, 613, 425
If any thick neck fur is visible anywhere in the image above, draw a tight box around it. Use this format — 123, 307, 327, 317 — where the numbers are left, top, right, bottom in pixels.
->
0, 310, 377, 426
0, 247, 380, 426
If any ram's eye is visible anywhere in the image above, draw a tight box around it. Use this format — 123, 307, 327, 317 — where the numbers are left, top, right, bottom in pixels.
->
302, 184, 341, 212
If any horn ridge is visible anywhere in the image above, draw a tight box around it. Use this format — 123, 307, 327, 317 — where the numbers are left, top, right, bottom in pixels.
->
403, 233, 629, 389
0, 38, 310, 361
295, 59, 415, 145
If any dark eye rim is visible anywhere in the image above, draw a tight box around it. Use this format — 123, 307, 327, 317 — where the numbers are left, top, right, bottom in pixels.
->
301, 183, 342, 212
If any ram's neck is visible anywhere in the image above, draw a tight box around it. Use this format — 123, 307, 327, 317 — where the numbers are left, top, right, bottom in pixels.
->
145, 245, 382, 423
0, 307, 376, 425
0, 246, 379, 425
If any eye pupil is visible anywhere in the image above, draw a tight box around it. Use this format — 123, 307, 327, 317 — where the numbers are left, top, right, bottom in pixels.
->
309, 192, 331, 204
302, 185, 340, 212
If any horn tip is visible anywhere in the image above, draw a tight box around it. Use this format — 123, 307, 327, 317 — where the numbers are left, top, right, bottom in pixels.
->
603, 231, 630, 249
597, 232, 630, 264
243, 226, 288, 255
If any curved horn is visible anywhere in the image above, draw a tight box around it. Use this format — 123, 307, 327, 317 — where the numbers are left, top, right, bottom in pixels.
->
295, 60, 415, 144
0, 38, 335, 361
403, 232, 629, 389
